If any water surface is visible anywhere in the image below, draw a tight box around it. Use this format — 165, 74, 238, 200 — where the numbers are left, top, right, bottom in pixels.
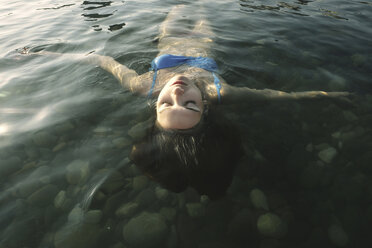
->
1, 0, 372, 247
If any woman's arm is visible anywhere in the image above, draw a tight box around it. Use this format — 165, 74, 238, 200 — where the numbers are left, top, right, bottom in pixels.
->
25, 50, 143, 93
85, 54, 140, 92
222, 84, 352, 105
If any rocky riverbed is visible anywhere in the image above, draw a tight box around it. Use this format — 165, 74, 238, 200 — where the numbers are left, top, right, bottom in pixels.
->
1, 94, 372, 248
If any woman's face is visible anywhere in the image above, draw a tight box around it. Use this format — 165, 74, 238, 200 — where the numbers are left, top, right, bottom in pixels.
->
156, 75, 204, 129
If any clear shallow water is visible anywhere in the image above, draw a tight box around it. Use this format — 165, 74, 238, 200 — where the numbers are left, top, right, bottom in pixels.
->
0, 0, 372, 248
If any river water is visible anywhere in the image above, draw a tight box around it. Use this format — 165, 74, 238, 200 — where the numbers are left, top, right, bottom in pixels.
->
1, 0, 372, 247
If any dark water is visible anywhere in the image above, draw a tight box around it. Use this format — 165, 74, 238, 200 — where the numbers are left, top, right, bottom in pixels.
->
1, 0, 372, 247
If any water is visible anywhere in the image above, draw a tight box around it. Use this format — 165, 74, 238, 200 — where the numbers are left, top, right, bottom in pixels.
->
1, 0, 372, 247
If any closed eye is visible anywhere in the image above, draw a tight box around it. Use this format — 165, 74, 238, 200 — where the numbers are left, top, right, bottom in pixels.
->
185, 101, 200, 112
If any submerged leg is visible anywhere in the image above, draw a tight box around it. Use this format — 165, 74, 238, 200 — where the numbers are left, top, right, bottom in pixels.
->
158, 5, 189, 40
192, 19, 215, 38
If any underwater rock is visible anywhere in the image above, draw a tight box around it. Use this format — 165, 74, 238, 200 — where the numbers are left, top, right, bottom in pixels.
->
343, 111, 358, 122
159, 207, 177, 222
93, 126, 112, 135
167, 225, 178, 248
31, 130, 57, 147
115, 202, 139, 219
54, 121, 75, 134
227, 208, 256, 241
25, 146, 40, 159
103, 190, 128, 215
99, 169, 125, 194
318, 146, 338, 163
54, 223, 102, 248
260, 238, 281, 248
250, 188, 269, 211
257, 213, 288, 238
135, 188, 157, 207
54, 190, 67, 209
112, 137, 131, 149
68, 206, 84, 224
84, 210, 103, 224
155, 186, 169, 201
0, 156, 22, 178
186, 202, 205, 218
110, 243, 127, 248
17, 166, 51, 198
123, 212, 169, 248
328, 224, 349, 247
66, 160, 90, 184
132, 175, 148, 191
27, 184, 59, 207
200, 195, 210, 205
351, 54, 366, 67
53, 142, 66, 152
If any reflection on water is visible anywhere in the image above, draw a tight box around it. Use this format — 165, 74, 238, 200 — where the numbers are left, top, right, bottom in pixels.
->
81, 0, 125, 31
0, 0, 372, 248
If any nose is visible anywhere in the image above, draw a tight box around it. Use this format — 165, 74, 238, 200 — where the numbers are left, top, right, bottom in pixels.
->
172, 87, 184, 96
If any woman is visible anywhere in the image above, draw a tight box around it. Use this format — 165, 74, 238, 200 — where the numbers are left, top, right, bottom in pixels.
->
27, 5, 350, 199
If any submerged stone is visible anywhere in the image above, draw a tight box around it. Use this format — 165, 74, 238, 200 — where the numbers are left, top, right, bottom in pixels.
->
32, 131, 57, 147
123, 212, 168, 248
186, 203, 205, 218
84, 210, 103, 224
250, 188, 269, 211
318, 146, 338, 163
257, 213, 287, 238
328, 224, 349, 247
66, 160, 90, 184
115, 202, 139, 218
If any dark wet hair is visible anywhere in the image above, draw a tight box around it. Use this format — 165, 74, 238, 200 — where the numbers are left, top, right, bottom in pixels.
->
130, 103, 244, 200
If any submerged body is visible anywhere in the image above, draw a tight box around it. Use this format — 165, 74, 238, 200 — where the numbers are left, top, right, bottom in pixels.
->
27, 5, 352, 199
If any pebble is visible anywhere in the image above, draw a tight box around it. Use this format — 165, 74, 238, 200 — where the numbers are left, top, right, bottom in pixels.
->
305, 143, 313, 152
250, 188, 269, 211
54, 121, 75, 134
66, 160, 90, 185
123, 212, 169, 248
132, 175, 148, 191
54, 190, 67, 209
257, 213, 288, 238
318, 146, 338, 164
27, 184, 59, 207
53, 142, 66, 152
111, 243, 127, 248
93, 126, 112, 135
112, 137, 131, 149
159, 207, 177, 222
186, 203, 205, 218
227, 208, 256, 239
351, 53, 366, 67
84, 210, 103, 224
200, 195, 210, 205
54, 223, 101, 248
328, 224, 349, 247
343, 111, 358, 122
99, 170, 125, 194
155, 186, 169, 200
260, 239, 281, 248
115, 202, 139, 218
0, 156, 22, 178
68, 206, 84, 224
31, 131, 57, 147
